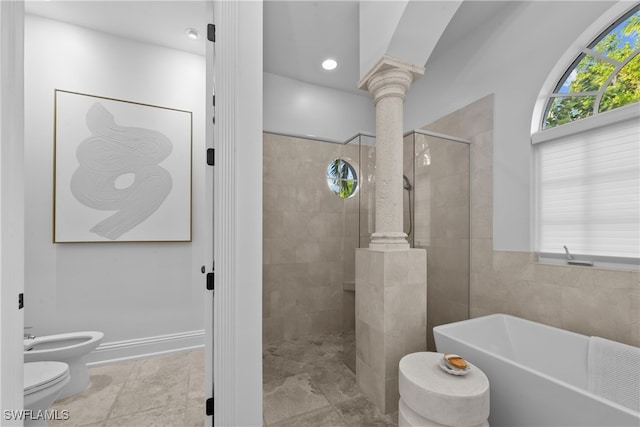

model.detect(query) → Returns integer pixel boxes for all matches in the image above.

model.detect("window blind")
[534,115,640,259]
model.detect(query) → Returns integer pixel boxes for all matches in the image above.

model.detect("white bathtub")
[434,314,640,427]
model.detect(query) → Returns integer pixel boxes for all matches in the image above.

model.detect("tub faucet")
[563,245,593,266]
[24,327,35,340]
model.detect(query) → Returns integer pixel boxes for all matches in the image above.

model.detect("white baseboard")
[85,330,205,367]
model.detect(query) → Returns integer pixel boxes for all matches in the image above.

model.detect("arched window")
[542,4,640,129]
[533,4,640,267]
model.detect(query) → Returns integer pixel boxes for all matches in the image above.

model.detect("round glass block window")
[327,158,359,199]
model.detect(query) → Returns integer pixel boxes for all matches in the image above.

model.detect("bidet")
[24,331,103,398]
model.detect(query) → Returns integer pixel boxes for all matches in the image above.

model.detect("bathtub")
[434,314,640,426]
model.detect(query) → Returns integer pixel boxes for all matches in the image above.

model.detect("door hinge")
[207,148,215,166]
[206,272,215,291]
[18,293,24,310]
[207,24,216,42]
[206,397,214,416]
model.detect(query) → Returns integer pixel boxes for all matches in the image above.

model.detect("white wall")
[404,1,615,251]
[264,72,375,142]
[24,15,206,359]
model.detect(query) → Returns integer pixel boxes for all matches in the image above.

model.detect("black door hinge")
[206,397,214,416]
[206,272,215,291]
[18,293,24,310]
[207,24,216,42]
[207,148,215,166]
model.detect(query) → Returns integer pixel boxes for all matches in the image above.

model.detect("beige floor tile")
[263,354,307,381]
[188,366,206,401]
[104,405,185,427]
[261,333,401,426]
[188,349,205,369]
[46,335,395,427]
[88,361,136,385]
[269,407,346,427]
[184,400,206,427]
[49,382,124,427]
[109,370,188,418]
[45,350,207,427]
[128,352,191,381]
[333,395,394,427]
[304,359,362,405]
[263,373,331,425]
[52,422,105,427]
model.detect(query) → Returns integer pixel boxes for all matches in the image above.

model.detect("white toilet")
[24,331,103,399]
[24,361,70,427]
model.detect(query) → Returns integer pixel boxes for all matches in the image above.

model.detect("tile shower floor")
[47,334,397,427]
[263,334,398,427]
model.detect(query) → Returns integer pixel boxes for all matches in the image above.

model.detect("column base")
[355,248,427,414]
[369,232,410,250]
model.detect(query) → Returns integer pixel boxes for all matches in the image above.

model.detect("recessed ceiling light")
[322,58,338,71]
[185,28,199,40]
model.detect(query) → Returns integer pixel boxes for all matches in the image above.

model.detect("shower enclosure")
[343,130,471,371]
[342,133,375,372]
[405,130,471,350]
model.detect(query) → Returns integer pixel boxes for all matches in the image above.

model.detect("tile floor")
[48,349,205,427]
[48,333,397,427]
[263,334,398,427]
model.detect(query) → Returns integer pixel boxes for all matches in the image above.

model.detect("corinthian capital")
[358,55,425,104]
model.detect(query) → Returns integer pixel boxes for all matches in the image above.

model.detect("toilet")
[24,361,70,427]
[24,331,103,399]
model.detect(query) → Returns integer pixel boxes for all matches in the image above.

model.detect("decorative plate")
[438,357,471,376]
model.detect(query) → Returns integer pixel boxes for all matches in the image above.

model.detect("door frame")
[0,0,25,422]
[210,1,263,425]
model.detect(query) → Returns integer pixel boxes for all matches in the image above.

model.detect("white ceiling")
[24,1,507,96]
[25,1,210,56]
[263,1,361,94]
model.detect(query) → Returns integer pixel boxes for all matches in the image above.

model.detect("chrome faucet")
[24,327,35,340]
[563,245,593,266]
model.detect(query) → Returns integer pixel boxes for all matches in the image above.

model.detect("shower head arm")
[403,174,413,191]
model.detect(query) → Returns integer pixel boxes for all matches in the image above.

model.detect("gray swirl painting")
[54,90,192,242]
[70,102,173,240]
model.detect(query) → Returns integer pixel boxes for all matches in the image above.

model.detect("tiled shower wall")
[263,133,353,343]
[424,95,640,348]
[408,133,470,350]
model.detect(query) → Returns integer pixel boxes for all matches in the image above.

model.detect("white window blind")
[534,114,640,259]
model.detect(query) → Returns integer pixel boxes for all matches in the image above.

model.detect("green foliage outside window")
[327,158,358,199]
[544,7,640,128]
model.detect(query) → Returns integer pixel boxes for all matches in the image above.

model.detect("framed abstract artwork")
[53,90,192,242]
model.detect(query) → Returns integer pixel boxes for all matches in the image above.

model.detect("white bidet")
[24,331,103,399]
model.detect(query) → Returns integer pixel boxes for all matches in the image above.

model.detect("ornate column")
[358,55,424,249]
[355,56,427,414]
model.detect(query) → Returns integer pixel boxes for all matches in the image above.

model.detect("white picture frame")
[54,90,192,242]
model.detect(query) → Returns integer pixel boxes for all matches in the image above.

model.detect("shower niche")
[342,130,470,371]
